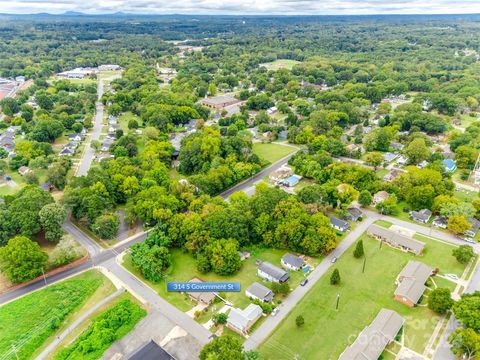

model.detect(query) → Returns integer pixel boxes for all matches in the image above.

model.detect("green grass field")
[252,143,296,164]
[123,247,319,313]
[0,271,107,360]
[259,59,301,70]
[118,111,143,132]
[259,233,466,360]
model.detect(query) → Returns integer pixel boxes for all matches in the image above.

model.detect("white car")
[271,308,279,317]
[446,274,459,281]
[462,237,476,244]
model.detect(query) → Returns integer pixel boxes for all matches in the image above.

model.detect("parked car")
[446,274,459,281]
[462,237,476,244]
[300,279,308,286]
[271,308,279,316]
[331,256,337,263]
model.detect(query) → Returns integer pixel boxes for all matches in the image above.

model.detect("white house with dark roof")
[329,216,350,232]
[258,262,290,283]
[432,215,448,229]
[281,253,304,271]
[410,209,432,224]
[465,218,480,238]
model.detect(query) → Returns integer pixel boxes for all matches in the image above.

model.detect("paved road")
[63,219,103,256]
[244,212,380,350]
[220,151,299,198]
[36,288,126,360]
[76,79,104,177]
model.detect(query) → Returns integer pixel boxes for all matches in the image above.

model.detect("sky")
[0,0,480,15]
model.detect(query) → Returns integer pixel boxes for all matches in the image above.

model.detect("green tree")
[199,335,244,360]
[364,152,383,170]
[448,328,480,360]
[428,288,454,314]
[91,214,120,240]
[130,243,171,282]
[330,268,341,285]
[39,203,67,242]
[448,215,471,235]
[296,315,305,327]
[271,282,290,295]
[452,245,475,264]
[353,240,364,258]
[213,312,228,325]
[358,190,372,207]
[0,235,48,283]
[453,292,480,332]
[205,238,241,276]
[405,138,430,164]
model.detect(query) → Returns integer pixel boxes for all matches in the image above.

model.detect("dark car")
[300,279,308,286]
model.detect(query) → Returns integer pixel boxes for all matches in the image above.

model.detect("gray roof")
[127,340,175,360]
[227,304,263,332]
[246,282,273,302]
[347,207,363,219]
[383,152,399,163]
[330,216,350,230]
[466,218,480,236]
[394,278,427,304]
[433,215,447,226]
[410,209,432,222]
[199,94,239,106]
[281,253,304,269]
[367,224,425,255]
[395,261,432,304]
[258,262,289,282]
[339,309,404,360]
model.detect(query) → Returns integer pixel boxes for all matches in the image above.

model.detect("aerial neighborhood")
[0,8,479,360]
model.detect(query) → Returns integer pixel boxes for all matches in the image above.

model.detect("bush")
[213,312,228,325]
[91,213,120,240]
[353,240,364,258]
[428,288,454,314]
[49,237,84,267]
[271,282,290,295]
[452,245,475,264]
[330,268,341,285]
[296,315,305,327]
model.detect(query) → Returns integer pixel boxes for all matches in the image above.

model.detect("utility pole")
[42,267,47,285]
[362,257,366,274]
[336,294,340,310]
[379,239,383,250]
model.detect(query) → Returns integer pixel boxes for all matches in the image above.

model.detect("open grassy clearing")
[0,270,109,360]
[123,247,320,313]
[252,142,296,164]
[259,233,468,360]
[259,59,301,70]
[118,111,143,133]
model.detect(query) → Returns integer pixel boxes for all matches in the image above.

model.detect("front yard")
[252,142,297,164]
[259,232,466,360]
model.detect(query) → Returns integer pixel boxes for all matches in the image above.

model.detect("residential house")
[443,159,457,172]
[384,169,403,182]
[59,147,75,157]
[258,262,290,283]
[39,181,52,192]
[417,160,429,169]
[344,207,363,222]
[266,106,278,115]
[280,174,302,187]
[101,138,115,152]
[339,309,404,360]
[396,155,408,166]
[126,340,175,360]
[269,166,293,182]
[281,253,305,271]
[373,191,389,206]
[186,277,216,305]
[68,133,84,142]
[367,224,425,256]
[465,218,480,238]
[383,152,399,163]
[410,209,432,224]
[227,304,263,336]
[432,216,448,229]
[330,216,350,232]
[108,124,120,133]
[245,282,273,303]
[18,166,31,176]
[394,261,433,307]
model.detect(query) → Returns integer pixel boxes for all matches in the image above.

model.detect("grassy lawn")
[259,233,468,360]
[376,168,389,179]
[118,111,143,132]
[252,142,296,164]
[0,270,108,360]
[259,59,301,70]
[123,247,320,313]
[454,189,479,203]
[375,219,393,228]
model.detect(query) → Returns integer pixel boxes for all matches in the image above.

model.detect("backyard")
[123,247,319,313]
[0,270,113,360]
[259,233,465,360]
[252,142,297,164]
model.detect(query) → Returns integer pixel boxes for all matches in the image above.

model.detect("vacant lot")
[0,271,108,360]
[252,143,296,164]
[259,59,301,70]
[259,233,464,360]
[123,247,319,312]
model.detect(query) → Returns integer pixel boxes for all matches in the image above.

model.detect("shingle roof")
[394,278,427,304]
[227,304,263,332]
[281,253,304,269]
[395,261,432,304]
[127,340,175,360]
[339,309,404,360]
[330,216,350,230]
[246,282,273,302]
[367,224,425,255]
[258,262,289,282]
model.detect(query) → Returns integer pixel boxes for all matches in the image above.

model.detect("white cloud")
[0,0,479,14]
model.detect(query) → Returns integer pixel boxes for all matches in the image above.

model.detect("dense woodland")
[0,14,480,357]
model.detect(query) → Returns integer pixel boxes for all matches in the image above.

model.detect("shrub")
[330,268,341,285]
